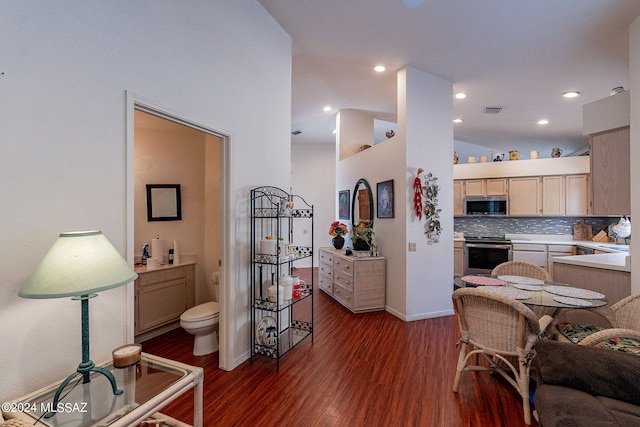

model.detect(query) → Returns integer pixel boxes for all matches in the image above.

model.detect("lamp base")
[45,361,123,418]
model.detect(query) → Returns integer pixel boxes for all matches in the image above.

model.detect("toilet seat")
[181,301,219,323]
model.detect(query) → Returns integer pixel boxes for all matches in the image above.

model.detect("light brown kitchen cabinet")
[319,248,385,313]
[542,175,564,216]
[453,180,464,216]
[564,174,590,216]
[512,243,547,268]
[546,244,575,279]
[453,241,464,276]
[508,177,540,215]
[590,126,630,215]
[465,178,507,196]
[134,263,196,342]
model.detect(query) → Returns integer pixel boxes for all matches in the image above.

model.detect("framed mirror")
[146,184,182,221]
[351,178,373,227]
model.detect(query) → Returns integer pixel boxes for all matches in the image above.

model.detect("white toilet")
[180,272,220,356]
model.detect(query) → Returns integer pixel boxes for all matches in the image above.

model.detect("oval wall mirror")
[351,178,374,227]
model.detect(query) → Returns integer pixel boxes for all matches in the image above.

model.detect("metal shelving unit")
[250,186,314,371]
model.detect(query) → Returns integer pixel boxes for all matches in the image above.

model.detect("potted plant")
[351,220,375,251]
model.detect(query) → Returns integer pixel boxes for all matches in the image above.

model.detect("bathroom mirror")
[147,184,182,221]
[351,178,373,227]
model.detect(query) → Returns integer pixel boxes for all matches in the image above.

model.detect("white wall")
[0,0,291,400]
[291,143,336,267]
[630,15,639,295]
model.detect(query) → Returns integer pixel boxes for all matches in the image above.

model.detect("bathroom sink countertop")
[133,259,195,273]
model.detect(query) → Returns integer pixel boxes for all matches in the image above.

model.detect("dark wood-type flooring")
[142,268,538,426]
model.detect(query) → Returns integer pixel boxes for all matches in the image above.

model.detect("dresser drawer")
[319,250,334,265]
[318,261,334,280]
[332,284,354,309]
[318,274,333,294]
[334,270,354,291]
[333,257,354,275]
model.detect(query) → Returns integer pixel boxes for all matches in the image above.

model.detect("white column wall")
[401,66,454,320]
[630,15,640,294]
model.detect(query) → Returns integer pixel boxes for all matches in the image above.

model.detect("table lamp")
[19,230,138,418]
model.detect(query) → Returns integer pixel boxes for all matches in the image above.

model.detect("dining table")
[453,274,609,310]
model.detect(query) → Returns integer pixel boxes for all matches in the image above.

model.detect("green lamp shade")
[20,230,138,299]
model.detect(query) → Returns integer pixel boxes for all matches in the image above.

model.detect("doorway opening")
[126,92,230,368]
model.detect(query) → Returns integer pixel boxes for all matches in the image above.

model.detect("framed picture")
[146,184,182,221]
[376,180,394,218]
[338,190,350,220]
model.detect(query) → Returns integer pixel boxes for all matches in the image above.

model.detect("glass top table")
[454,275,608,309]
[7,353,203,427]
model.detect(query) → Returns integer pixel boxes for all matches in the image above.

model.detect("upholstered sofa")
[533,340,640,426]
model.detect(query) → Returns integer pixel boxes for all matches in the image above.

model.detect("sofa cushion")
[535,385,620,426]
[534,340,640,405]
[556,321,604,343]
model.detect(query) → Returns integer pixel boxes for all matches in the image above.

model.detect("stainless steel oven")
[464,236,512,275]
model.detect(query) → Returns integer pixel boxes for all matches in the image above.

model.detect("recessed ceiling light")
[537,119,549,125]
[562,91,580,98]
[455,93,466,99]
[453,118,463,123]
[323,106,332,112]
[374,65,386,72]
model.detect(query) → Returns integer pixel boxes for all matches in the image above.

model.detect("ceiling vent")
[482,107,503,114]
[291,130,302,135]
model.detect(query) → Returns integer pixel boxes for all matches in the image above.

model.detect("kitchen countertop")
[550,252,630,272]
[454,233,630,272]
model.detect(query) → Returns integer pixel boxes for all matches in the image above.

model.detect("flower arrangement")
[328,221,348,237]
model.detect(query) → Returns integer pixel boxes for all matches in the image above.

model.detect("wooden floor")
[142,268,539,426]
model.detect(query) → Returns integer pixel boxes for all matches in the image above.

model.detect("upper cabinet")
[508,177,541,216]
[564,174,590,216]
[454,172,590,217]
[454,157,591,217]
[589,127,630,215]
[583,92,630,216]
[465,178,507,196]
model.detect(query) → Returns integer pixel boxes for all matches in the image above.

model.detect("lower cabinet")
[512,243,547,268]
[454,241,464,276]
[135,263,196,341]
[318,248,385,313]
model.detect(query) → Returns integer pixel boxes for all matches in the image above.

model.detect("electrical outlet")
[408,242,417,252]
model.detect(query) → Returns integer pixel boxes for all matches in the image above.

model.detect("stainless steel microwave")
[464,196,508,216]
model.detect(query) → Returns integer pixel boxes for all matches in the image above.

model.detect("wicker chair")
[491,261,554,318]
[556,292,640,343]
[452,287,554,425]
[578,327,640,346]
[491,261,552,281]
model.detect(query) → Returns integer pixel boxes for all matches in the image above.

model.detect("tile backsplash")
[454,216,629,241]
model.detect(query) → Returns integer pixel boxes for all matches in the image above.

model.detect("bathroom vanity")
[134,262,196,342]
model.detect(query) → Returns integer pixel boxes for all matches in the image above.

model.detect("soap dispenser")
[142,243,150,265]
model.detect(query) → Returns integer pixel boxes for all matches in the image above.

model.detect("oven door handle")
[465,243,512,250]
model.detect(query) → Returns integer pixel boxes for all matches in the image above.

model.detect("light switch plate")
[408,242,417,251]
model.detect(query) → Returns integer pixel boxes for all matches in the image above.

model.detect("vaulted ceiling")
[258,0,640,159]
